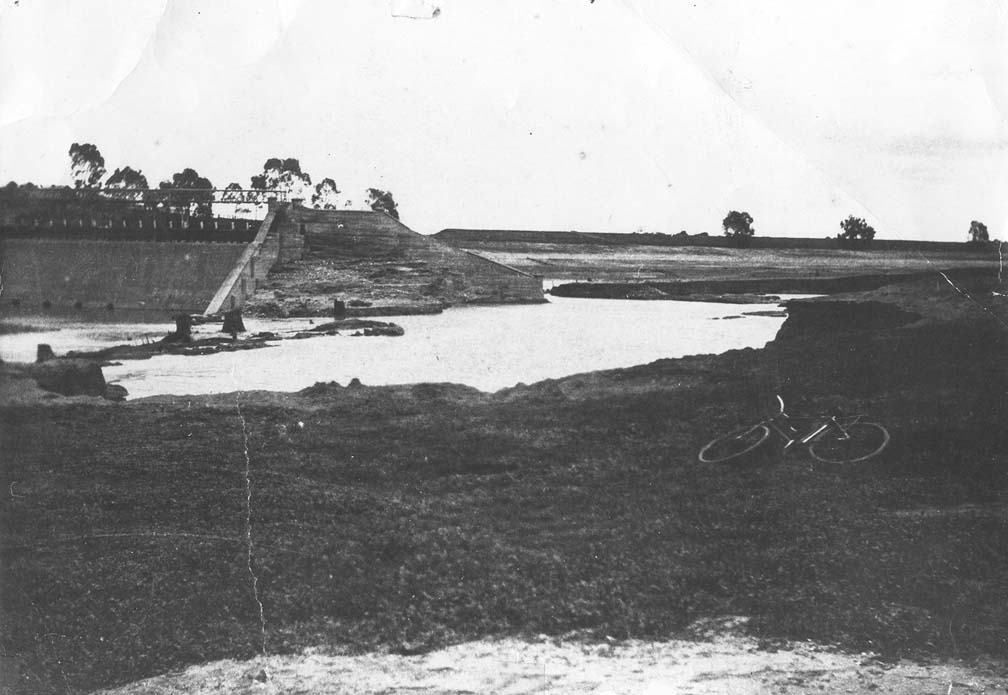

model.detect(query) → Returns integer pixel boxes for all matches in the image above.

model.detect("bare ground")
[96,632,1008,695]
[465,243,1000,283]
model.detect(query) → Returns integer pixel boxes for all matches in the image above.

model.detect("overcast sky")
[1,0,1005,240]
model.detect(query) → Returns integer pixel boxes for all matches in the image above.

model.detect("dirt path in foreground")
[96,635,1007,695]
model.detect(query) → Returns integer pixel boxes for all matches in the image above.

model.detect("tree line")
[721,209,994,247]
[10,143,399,219]
[8,143,997,242]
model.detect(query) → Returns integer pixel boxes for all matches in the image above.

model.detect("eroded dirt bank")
[548,267,995,300]
[1,276,1006,693]
[97,634,1008,695]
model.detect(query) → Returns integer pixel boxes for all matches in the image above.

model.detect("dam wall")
[0,238,246,317]
[1,202,302,319]
[0,201,540,320]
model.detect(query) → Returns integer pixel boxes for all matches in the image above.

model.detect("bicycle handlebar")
[775,395,845,420]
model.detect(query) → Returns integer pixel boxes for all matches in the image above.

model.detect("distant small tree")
[722,210,754,246]
[366,188,399,219]
[968,220,989,243]
[838,215,876,247]
[159,168,214,216]
[68,143,106,188]
[312,178,341,209]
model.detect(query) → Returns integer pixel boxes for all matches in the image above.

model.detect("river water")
[0,296,790,398]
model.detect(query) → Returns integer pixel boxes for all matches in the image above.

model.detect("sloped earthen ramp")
[292,206,544,303]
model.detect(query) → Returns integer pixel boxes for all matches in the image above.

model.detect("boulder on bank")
[26,359,106,397]
[2,360,126,402]
[104,384,129,401]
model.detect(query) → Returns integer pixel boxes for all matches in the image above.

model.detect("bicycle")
[698,395,890,464]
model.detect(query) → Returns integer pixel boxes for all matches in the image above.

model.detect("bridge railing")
[1,213,261,243]
[98,188,289,220]
[1,186,290,222]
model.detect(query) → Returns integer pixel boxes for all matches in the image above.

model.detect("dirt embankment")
[1,275,1006,693]
[244,251,545,319]
[548,267,995,300]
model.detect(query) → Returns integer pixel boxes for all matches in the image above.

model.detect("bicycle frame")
[764,396,860,455]
[697,395,889,465]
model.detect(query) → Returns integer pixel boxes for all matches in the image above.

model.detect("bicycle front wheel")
[698,425,770,463]
[809,422,890,464]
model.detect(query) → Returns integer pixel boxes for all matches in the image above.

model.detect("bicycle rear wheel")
[809,422,889,464]
[698,425,770,463]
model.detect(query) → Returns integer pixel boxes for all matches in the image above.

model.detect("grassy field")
[1,278,1007,692]
[459,242,1001,283]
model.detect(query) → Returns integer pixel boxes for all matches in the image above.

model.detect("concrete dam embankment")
[0,204,543,320]
[0,238,247,316]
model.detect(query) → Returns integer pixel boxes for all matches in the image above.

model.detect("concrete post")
[36,344,55,363]
[222,308,245,337]
[168,314,193,343]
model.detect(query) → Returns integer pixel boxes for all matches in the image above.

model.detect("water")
[0,297,790,397]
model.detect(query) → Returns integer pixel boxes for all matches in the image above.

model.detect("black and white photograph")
[0,1,1006,692]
